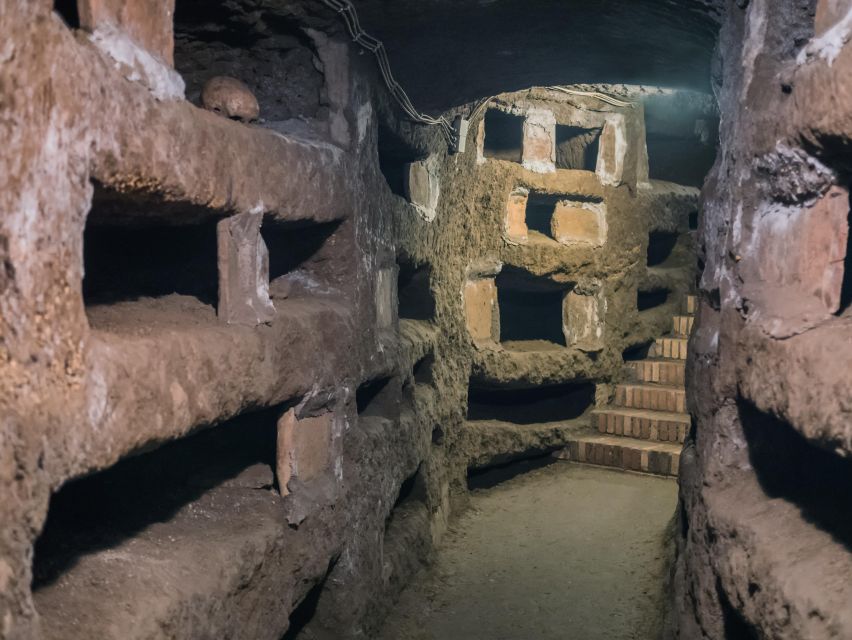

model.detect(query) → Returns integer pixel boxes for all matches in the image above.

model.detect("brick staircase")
[560,295,696,477]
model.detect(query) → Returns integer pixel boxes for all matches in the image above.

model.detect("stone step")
[672,315,694,336]
[630,358,686,385]
[651,337,688,360]
[592,407,689,444]
[614,383,686,413]
[557,433,682,477]
[684,295,697,315]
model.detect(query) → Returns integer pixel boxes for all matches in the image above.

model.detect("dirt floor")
[376,461,678,640]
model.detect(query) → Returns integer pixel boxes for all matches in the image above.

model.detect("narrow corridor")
[378,463,677,640]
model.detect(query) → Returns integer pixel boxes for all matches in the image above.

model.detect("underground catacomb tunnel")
[3,1,852,639]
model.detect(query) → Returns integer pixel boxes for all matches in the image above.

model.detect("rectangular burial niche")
[31,405,281,630]
[82,185,220,311]
[739,399,852,550]
[637,288,671,311]
[555,124,602,171]
[385,464,427,533]
[646,230,680,267]
[497,266,568,349]
[377,122,428,198]
[397,255,435,321]
[356,376,400,420]
[482,108,524,163]
[467,380,595,424]
[260,218,342,295]
[524,192,605,244]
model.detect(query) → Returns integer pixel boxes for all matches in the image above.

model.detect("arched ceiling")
[348,0,723,111]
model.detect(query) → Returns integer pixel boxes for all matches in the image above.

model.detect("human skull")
[201,76,260,122]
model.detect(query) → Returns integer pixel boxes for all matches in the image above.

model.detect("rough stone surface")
[668,1,852,639]
[80,0,176,65]
[0,2,717,639]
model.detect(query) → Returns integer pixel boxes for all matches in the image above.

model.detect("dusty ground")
[377,462,677,640]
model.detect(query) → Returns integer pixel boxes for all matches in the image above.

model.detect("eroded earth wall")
[671,0,852,638]
[0,2,721,639]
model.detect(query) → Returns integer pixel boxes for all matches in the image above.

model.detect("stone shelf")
[66,294,354,482]
[706,473,852,638]
[472,343,605,389]
[74,29,354,227]
[33,418,341,640]
[736,318,852,456]
[464,418,588,470]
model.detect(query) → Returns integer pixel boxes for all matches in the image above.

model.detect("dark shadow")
[83,220,219,306]
[413,353,435,386]
[377,122,427,197]
[357,376,399,419]
[386,464,427,532]
[54,0,80,28]
[397,255,435,321]
[496,266,570,347]
[622,339,654,361]
[739,398,852,551]
[32,405,282,591]
[467,453,557,490]
[262,219,342,282]
[555,125,601,171]
[525,193,560,237]
[716,578,760,640]
[280,556,339,640]
[483,109,524,163]
[647,230,679,267]
[467,380,594,424]
[836,199,851,315]
[689,210,699,231]
[637,288,671,311]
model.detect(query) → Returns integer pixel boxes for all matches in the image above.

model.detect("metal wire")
[547,86,635,108]
[321,0,457,145]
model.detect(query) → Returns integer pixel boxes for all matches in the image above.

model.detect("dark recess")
[555,125,601,171]
[483,109,524,163]
[83,221,219,306]
[357,376,399,419]
[262,219,341,282]
[378,122,426,198]
[54,0,80,28]
[739,398,852,551]
[622,340,654,361]
[467,380,594,424]
[32,406,281,591]
[497,266,570,346]
[386,465,427,531]
[637,288,670,311]
[467,453,557,490]
[689,210,699,230]
[717,579,760,640]
[524,193,560,238]
[413,353,435,386]
[280,557,338,640]
[647,230,679,267]
[397,256,435,320]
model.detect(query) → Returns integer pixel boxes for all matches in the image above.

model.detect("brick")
[504,189,529,243]
[464,278,497,341]
[277,409,333,496]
